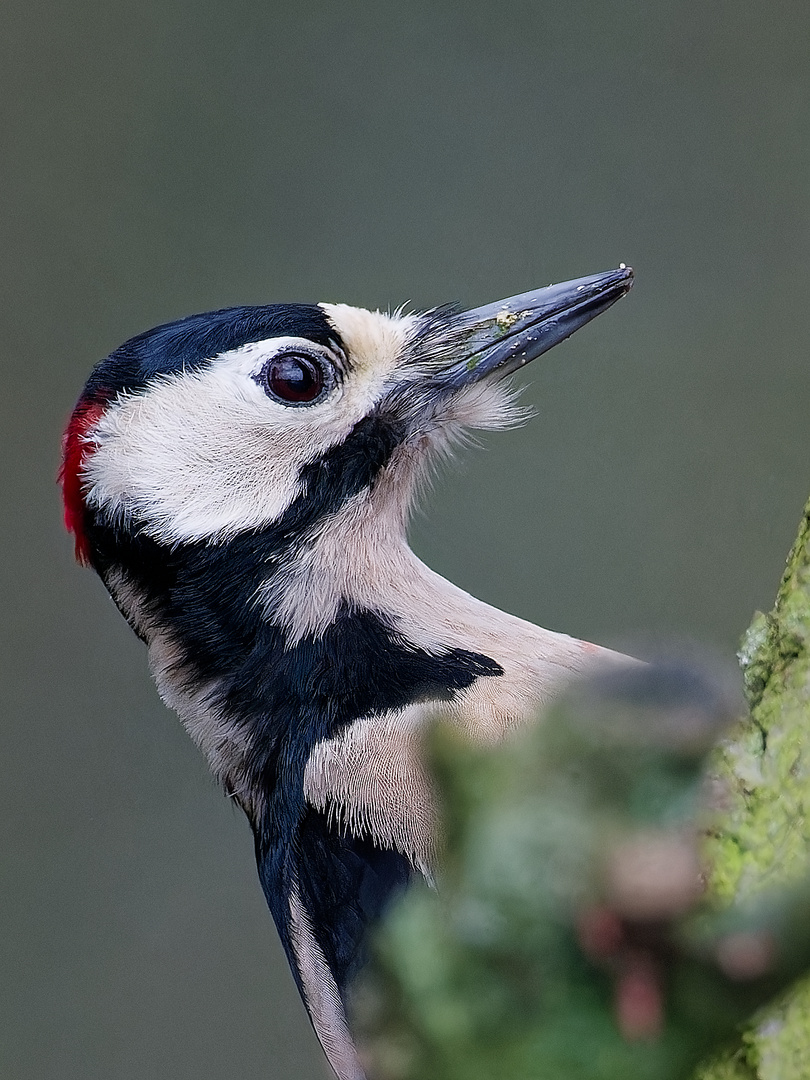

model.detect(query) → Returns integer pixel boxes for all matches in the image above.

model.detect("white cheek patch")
[82,331,403,545]
[84,368,305,542]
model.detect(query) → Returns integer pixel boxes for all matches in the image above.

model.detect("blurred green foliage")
[357,498,810,1080]
[700,499,810,1080]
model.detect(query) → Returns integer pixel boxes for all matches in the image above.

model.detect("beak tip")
[438,264,636,388]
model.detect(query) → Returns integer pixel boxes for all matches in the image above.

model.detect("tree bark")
[699,497,810,1080]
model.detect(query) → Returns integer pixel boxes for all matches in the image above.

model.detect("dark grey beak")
[438,265,634,388]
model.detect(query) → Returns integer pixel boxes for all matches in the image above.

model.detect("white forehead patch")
[320,303,419,381]
[81,320,413,545]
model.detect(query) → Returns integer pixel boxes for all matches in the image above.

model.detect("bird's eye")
[262,352,329,406]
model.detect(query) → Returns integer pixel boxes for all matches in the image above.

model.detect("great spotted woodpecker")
[61,266,633,1079]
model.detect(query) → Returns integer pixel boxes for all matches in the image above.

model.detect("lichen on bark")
[699,497,810,1080]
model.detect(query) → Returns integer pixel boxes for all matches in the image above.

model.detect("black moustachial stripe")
[248,606,501,1001]
[85,420,503,1002]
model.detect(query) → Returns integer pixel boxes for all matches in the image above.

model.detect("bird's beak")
[435,265,634,388]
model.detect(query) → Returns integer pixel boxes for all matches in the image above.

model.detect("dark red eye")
[264,353,327,405]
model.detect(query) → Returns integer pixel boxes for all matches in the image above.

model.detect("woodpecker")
[62,265,633,1080]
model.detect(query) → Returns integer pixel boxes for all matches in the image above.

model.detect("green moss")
[700,497,810,1078]
[752,977,810,1080]
[358,496,810,1080]
[694,1050,756,1080]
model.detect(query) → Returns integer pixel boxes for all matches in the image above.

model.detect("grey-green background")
[3,2,809,1078]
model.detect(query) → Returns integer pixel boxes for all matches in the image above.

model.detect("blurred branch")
[356,495,810,1080]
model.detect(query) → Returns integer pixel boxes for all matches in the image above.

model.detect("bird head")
[62,266,633,571]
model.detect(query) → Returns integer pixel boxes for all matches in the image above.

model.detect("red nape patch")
[59,399,107,565]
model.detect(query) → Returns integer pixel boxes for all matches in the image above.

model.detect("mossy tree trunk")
[699,498,810,1080]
